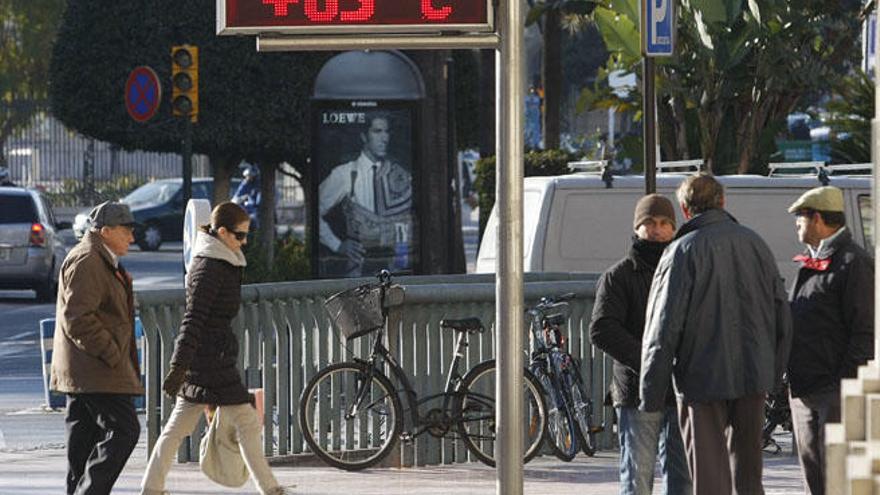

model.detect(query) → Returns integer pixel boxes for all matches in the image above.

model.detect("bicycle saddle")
[439,318,484,334]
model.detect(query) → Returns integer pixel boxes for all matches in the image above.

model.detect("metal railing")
[136,272,616,465]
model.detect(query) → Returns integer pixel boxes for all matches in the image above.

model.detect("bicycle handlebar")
[377,270,392,285]
[533,292,576,310]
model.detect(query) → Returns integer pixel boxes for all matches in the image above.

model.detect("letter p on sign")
[642,0,674,57]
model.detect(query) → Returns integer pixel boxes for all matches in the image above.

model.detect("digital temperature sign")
[218,0,493,35]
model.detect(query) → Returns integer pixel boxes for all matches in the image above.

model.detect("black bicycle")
[763,382,792,454]
[527,293,601,461]
[299,271,549,470]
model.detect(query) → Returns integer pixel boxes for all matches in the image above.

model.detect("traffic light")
[171,45,198,122]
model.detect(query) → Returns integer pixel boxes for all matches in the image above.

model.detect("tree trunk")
[657,97,678,161]
[258,163,276,267]
[209,155,237,205]
[478,49,496,158]
[698,106,723,174]
[446,57,466,273]
[672,96,690,160]
[409,50,457,274]
[543,9,562,150]
[736,94,800,174]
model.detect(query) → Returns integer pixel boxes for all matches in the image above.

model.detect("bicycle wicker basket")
[324,283,385,339]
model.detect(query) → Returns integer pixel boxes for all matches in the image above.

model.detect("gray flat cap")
[89,201,135,228]
[787,186,845,213]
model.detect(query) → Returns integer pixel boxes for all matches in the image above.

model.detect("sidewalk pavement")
[0,432,804,495]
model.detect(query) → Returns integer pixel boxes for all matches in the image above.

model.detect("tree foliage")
[50,0,330,167]
[0,0,65,166]
[526,0,599,149]
[827,70,873,164]
[588,0,864,174]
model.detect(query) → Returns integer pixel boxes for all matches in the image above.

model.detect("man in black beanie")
[590,193,692,495]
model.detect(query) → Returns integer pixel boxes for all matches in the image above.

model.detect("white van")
[475,173,872,285]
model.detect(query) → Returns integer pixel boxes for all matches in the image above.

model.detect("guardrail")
[136,272,615,465]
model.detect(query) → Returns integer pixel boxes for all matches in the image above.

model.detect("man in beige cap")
[50,201,143,494]
[590,194,691,495]
[787,186,874,495]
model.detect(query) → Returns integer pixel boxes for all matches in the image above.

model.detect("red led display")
[220,0,492,34]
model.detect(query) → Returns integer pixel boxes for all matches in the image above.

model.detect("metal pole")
[642,57,657,194]
[496,0,525,492]
[182,118,193,207]
[873,14,880,364]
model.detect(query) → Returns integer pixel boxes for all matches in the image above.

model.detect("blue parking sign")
[642,0,675,57]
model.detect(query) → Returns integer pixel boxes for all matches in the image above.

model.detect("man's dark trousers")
[677,394,765,495]
[66,393,140,495]
[789,389,840,495]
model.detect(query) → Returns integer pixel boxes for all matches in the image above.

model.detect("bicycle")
[763,382,793,454]
[527,293,601,461]
[299,271,549,470]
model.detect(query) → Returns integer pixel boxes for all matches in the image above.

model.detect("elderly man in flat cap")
[787,186,874,495]
[50,201,143,495]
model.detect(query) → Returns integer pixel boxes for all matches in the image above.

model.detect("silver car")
[0,188,70,301]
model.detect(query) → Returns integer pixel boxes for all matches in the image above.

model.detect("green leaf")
[593,6,641,60]
[747,0,761,23]
[693,9,715,50]
[690,0,730,24]
[610,0,640,26]
[526,2,550,26]
[576,87,597,113]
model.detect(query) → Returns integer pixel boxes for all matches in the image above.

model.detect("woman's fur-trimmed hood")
[192,230,246,267]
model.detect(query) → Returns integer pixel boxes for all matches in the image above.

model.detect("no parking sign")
[125,66,162,123]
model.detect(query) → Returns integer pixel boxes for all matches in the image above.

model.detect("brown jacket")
[50,231,144,395]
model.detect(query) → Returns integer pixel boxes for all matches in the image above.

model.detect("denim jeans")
[617,406,692,495]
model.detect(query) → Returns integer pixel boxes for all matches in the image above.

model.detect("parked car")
[73,177,240,251]
[0,187,71,301]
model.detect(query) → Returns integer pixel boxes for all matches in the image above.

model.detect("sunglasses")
[231,230,248,241]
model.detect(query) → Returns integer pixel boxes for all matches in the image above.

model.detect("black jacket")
[590,239,674,408]
[640,209,793,411]
[171,232,251,405]
[788,228,874,397]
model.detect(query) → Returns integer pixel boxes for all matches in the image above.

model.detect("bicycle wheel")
[454,359,548,467]
[567,369,597,456]
[531,364,578,461]
[299,362,402,470]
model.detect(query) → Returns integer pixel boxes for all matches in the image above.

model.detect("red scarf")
[793,254,831,272]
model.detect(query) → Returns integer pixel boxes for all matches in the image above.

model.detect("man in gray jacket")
[640,174,792,495]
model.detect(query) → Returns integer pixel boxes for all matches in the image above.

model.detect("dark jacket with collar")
[590,239,675,408]
[788,228,874,398]
[50,232,143,395]
[640,209,793,412]
[171,231,251,405]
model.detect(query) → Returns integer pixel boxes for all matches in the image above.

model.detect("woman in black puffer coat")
[140,202,290,495]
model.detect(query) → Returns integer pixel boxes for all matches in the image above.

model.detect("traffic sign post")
[124,66,161,123]
[640,0,676,193]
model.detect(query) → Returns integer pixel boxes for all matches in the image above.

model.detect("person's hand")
[338,239,365,265]
[162,367,186,398]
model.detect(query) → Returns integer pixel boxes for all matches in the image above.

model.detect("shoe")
[267,485,296,494]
